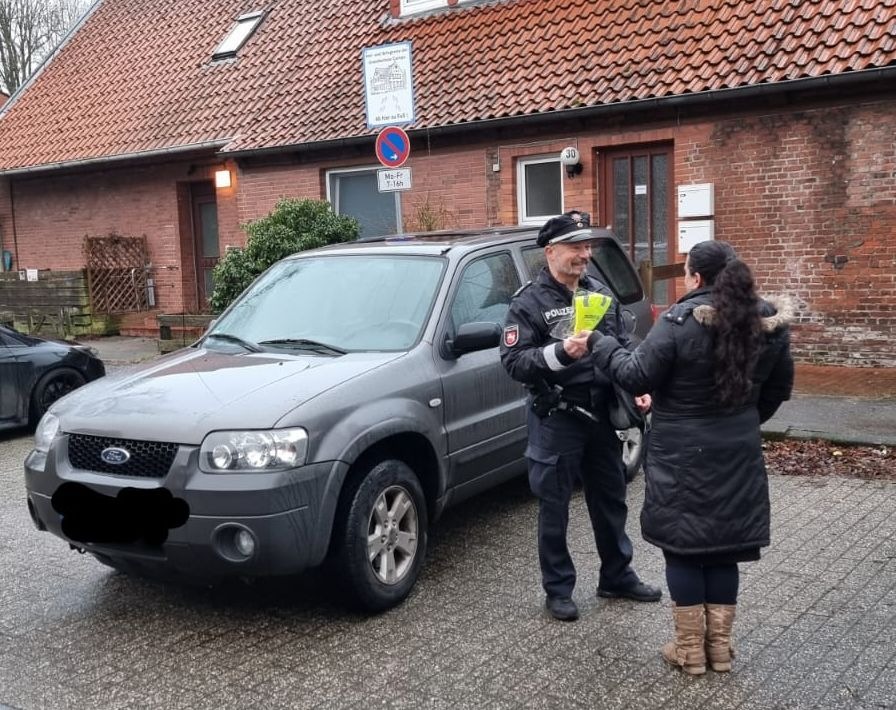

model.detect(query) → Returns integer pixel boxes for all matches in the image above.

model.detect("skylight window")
[213,11,264,60]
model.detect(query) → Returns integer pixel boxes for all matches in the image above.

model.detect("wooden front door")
[191,182,220,308]
[600,144,675,305]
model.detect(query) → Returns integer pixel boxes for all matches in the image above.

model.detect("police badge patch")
[503,325,519,347]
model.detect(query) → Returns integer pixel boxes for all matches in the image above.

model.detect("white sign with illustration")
[362,42,415,128]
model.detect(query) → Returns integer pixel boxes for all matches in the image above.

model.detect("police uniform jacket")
[500,266,632,411]
[589,287,795,558]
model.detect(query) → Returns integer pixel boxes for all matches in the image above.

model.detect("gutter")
[223,66,896,160]
[0,140,231,177]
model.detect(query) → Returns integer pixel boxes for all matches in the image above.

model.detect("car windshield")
[209,254,446,352]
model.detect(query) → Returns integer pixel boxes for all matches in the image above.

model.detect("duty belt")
[530,383,599,424]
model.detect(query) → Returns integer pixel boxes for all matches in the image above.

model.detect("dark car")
[25,226,650,611]
[0,325,105,431]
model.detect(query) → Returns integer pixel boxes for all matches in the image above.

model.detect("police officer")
[500,210,662,621]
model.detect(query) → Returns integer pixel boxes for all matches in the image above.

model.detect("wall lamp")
[214,169,232,189]
[560,146,583,178]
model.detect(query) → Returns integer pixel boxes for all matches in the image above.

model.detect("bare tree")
[0,0,90,95]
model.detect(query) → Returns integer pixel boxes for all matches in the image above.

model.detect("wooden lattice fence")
[84,235,151,314]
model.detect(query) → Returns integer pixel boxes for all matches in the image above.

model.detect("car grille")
[67,434,179,478]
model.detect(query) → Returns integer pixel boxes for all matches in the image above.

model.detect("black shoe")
[597,580,663,602]
[545,596,579,621]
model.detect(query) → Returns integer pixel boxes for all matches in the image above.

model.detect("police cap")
[537,210,594,247]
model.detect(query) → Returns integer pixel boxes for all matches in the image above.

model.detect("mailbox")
[678,220,715,253]
[677,183,714,218]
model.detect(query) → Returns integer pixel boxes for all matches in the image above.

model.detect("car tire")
[620,421,648,483]
[333,459,428,612]
[30,367,86,425]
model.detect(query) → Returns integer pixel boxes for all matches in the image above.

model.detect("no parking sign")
[375,126,411,168]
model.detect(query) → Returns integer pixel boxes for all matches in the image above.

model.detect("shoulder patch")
[512,281,532,299]
[502,324,520,347]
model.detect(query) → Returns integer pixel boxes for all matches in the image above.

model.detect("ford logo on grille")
[100,447,131,465]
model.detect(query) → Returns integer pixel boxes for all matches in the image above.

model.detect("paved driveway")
[1,431,894,710]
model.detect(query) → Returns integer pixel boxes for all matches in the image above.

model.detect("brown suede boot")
[705,603,736,672]
[661,604,707,675]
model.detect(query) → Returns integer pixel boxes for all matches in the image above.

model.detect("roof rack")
[355,226,534,244]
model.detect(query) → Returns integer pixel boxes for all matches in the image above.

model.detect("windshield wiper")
[258,338,347,355]
[204,332,263,353]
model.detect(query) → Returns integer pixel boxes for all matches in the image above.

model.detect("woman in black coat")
[585,240,794,675]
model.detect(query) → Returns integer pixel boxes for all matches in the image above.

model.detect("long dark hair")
[688,240,763,407]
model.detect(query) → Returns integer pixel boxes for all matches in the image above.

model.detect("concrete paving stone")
[239,671,340,709]
[483,694,537,710]
[240,664,379,707]
[834,665,893,703]
[658,680,726,710]
[817,683,877,710]
[1,680,93,710]
[787,666,857,710]
[863,667,896,706]
[621,681,682,710]
[160,656,257,692]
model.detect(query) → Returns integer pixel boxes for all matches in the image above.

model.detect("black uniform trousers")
[525,405,637,599]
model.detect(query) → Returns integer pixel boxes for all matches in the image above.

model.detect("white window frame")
[213,11,264,60]
[326,166,403,235]
[399,0,447,16]
[516,156,564,225]
[399,0,478,17]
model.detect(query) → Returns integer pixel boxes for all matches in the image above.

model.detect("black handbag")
[608,383,645,430]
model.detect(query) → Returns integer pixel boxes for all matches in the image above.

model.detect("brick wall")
[677,101,896,367]
[3,98,893,366]
[6,159,232,314]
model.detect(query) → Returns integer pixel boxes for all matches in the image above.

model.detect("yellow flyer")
[574,291,612,332]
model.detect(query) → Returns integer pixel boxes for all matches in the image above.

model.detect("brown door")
[190,182,220,308]
[600,144,675,304]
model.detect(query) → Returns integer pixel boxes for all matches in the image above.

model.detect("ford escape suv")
[25,226,652,611]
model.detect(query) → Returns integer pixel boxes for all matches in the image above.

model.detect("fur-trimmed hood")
[693,294,795,332]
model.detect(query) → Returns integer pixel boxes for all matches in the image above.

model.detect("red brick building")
[0,0,893,366]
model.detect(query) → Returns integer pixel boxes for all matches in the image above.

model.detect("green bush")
[210,198,359,312]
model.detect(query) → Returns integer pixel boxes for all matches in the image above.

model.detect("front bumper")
[25,435,347,578]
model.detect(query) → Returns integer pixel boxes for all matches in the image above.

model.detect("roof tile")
[0,0,894,170]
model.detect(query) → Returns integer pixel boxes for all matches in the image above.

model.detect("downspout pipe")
[8,179,18,272]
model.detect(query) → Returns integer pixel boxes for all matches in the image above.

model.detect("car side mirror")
[449,322,501,357]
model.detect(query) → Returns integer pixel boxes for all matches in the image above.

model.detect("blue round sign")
[375,126,411,168]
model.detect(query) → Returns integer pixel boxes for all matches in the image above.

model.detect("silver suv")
[25,226,652,611]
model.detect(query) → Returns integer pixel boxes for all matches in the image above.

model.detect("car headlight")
[34,412,60,453]
[199,428,308,472]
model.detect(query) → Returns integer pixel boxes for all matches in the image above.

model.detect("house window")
[517,156,563,224]
[400,0,446,14]
[213,11,264,60]
[327,167,402,239]
[399,0,475,17]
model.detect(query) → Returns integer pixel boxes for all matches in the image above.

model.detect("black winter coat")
[591,288,795,556]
